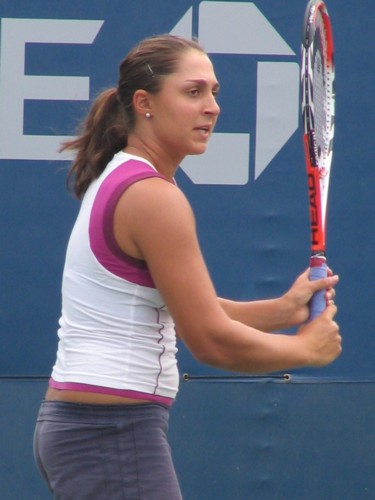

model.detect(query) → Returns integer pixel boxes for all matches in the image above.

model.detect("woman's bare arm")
[114,178,341,374]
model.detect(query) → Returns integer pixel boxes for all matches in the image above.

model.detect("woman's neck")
[124,135,181,181]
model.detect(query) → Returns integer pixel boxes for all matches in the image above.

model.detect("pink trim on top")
[49,378,173,407]
[89,160,166,287]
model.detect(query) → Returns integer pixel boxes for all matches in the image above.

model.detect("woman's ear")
[133,89,152,118]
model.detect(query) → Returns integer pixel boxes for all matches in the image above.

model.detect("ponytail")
[62,88,127,199]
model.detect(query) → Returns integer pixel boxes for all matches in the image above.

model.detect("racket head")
[301,0,335,256]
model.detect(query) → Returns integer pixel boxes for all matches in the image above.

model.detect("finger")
[324,302,337,318]
[311,274,339,293]
[325,288,336,301]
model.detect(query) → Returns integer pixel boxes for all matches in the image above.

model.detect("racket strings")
[312,12,329,168]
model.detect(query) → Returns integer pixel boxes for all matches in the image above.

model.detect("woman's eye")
[188,89,200,97]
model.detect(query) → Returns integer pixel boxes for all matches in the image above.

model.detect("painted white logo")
[0,3,298,185]
[0,18,103,161]
[172,1,299,184]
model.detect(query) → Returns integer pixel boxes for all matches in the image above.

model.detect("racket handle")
[309,256,328,321]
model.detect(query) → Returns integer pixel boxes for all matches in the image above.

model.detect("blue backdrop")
[1,1,374,498]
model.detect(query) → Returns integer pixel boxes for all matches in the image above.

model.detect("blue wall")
[1,1,374,498]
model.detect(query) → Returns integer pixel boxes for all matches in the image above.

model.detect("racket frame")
[301,0,335,318]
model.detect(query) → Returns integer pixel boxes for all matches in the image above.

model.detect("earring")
[145,112,151,119]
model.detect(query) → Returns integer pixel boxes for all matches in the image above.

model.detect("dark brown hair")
[62,34,204,199]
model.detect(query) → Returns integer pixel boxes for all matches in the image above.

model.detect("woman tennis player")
[33,34,341,499]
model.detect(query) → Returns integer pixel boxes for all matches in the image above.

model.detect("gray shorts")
[34,400,182,500]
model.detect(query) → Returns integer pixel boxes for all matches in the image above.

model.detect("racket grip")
[309,257,328,321]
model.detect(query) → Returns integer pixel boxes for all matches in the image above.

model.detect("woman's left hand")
[282,268,339,326]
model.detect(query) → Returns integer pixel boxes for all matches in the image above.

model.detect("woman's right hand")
[296,304,342,367]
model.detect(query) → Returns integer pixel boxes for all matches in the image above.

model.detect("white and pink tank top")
[50,152,179,405]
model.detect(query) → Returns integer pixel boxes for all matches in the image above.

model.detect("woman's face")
[148,49,221,160]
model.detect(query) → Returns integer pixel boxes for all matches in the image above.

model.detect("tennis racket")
[301,0,335,320]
